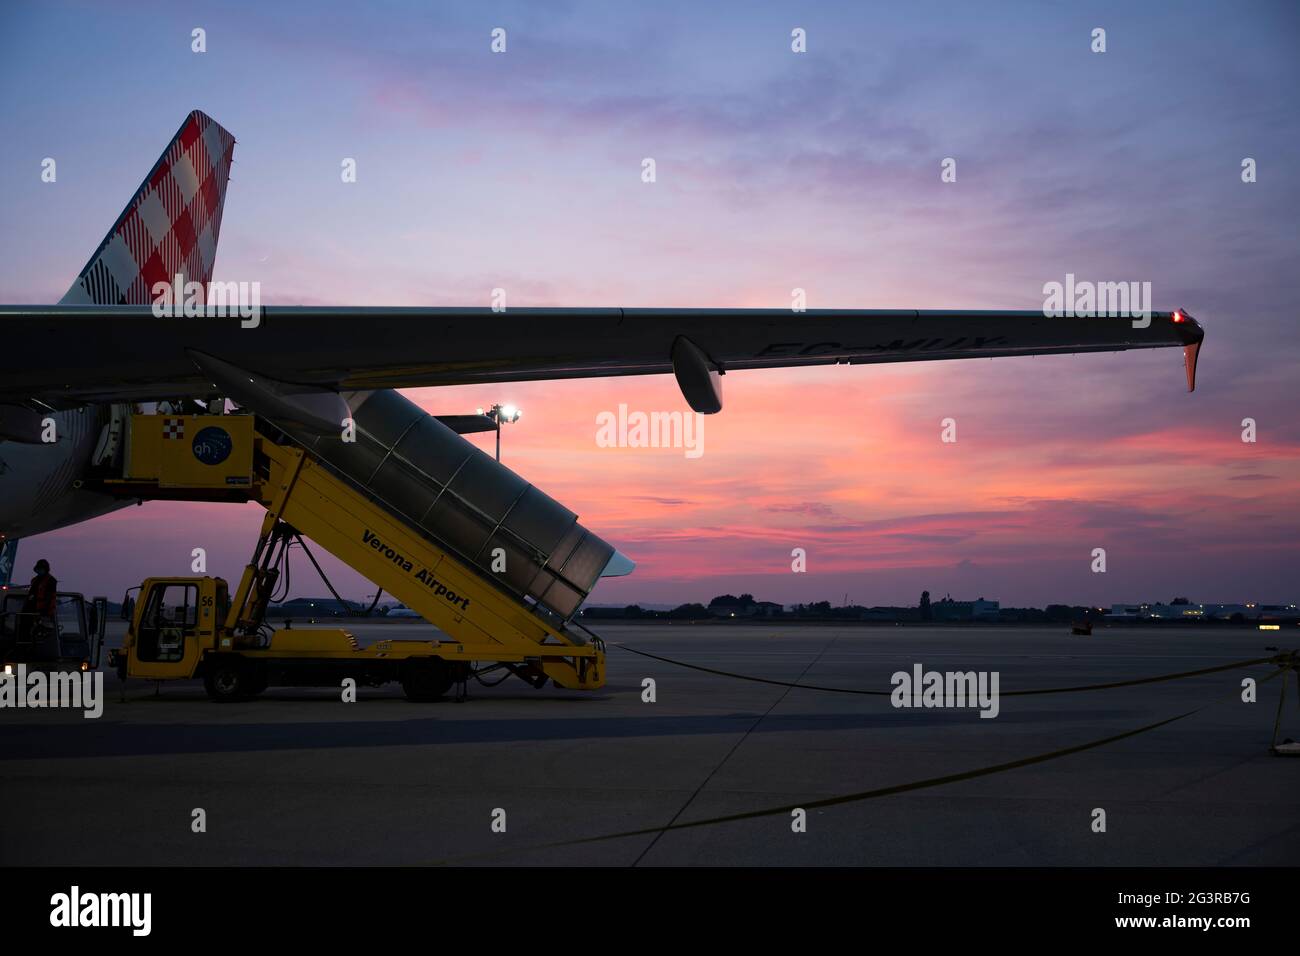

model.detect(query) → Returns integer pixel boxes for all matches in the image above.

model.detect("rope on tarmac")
[433,665,1286,864]
[612,643,1284,697]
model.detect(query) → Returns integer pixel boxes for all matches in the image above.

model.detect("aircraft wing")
[0,304,1203,412]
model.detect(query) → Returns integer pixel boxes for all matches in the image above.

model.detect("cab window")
[136,583,198,663]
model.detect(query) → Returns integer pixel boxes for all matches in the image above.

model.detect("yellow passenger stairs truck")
[96,409,611,701]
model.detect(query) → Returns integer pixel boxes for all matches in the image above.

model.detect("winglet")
[1183,340,1200,392]
[1170,308,1202,392]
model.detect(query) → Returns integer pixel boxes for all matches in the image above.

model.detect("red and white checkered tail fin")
[59,110,236,306]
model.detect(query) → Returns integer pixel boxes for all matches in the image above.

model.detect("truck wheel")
[401,660,452,702]
[204,659,253,701]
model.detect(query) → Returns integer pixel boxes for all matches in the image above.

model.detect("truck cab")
[117,576,231,682]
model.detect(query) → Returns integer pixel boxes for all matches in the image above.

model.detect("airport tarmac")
[1,621,1296,866]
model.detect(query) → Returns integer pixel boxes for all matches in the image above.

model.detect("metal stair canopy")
[279,389,614,621]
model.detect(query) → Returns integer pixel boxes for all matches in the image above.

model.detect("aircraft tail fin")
[60,110,236,306]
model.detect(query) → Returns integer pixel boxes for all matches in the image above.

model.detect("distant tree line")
[579,591,1121,624]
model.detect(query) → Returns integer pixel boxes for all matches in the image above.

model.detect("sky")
[1,0,1297,608]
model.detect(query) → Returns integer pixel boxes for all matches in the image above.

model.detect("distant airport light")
[1260,624,1280,631]
[483,403,523,460]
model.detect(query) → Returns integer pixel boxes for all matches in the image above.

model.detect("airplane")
[0,111,1204,590]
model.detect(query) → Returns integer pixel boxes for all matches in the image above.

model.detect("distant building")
[1108,601,1205,620]
[1106,601,1299,622]
[1107,604,1143,620]
[1203,602,1298,621]
[707,600,783,618]
[931,595,1000,622]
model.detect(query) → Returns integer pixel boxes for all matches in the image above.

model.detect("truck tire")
[204,658,253,701]
[401,660,453,702]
